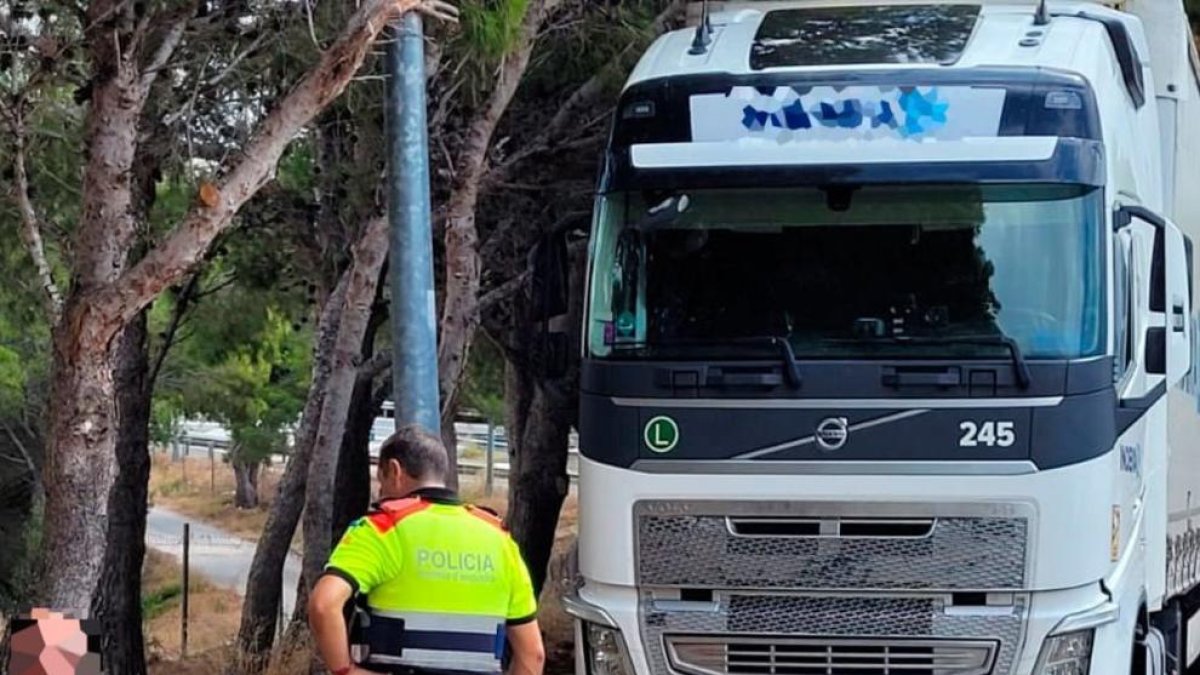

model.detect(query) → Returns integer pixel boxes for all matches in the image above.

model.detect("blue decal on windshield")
[736,86,949,138]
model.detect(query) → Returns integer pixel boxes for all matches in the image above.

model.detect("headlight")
[1033,629,1095,675]
[584,622,634,675]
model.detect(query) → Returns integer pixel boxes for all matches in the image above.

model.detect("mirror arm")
[1114,204,1165,232]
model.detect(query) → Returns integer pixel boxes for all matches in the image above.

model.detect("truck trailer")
[554,0,1200,672]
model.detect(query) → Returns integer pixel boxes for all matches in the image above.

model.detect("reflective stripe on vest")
[363,609,505,674]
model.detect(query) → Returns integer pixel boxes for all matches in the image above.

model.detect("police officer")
[309,425,546,675]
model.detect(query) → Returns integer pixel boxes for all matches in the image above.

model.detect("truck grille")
[635,500,1030,591]
[666,636,997,675]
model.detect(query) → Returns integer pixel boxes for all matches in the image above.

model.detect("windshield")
[586,184,1104,360]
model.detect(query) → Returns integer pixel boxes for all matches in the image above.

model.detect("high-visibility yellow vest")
[325,489,537,673]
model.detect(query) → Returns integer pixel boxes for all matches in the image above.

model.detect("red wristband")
[332,666,355,675]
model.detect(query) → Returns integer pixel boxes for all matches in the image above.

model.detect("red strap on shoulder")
[367,498,432,534]
[465,504,507,532]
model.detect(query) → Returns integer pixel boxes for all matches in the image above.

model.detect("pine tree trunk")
[300,216,389,600]
[233,276,348,673]
[89,313,151,675]
[503,378,572,596]
[495,240,586,597]
[36,0,438,617]
[333,376,377,533]
[38,303,123,611]
[233,460,261,509]
[333,306,386,534]
[437,0,562,482]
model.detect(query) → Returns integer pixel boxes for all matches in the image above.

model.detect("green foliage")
[461,335,505,423]
[459,0,533,63]
[141,583,182,620]
[0,343,26,412]
[152,267,312,465]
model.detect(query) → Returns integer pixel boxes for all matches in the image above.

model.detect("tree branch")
[206,31,269,88]
[477,269,531,317]
[486,0,685,186]
[10,113,63,322]
[356,351,393,384]
[437,0,564,421]
[1,420,39,486]
[138,4,196,100]
[146,272,202,392]
[99,0,457,335]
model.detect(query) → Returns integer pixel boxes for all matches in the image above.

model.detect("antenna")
[689,0,713,55]
[1033,0,1050,26]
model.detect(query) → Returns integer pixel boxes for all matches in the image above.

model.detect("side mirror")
[529,230,570,322]
[1115,205,1191,382]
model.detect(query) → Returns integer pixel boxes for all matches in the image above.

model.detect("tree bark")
[100,0,442,332]
[234,275,349,673]
[85,40,181,667]
[233,459,261,509]
[437,0,564,462]
[37,0,441,613]
[504,377,573,596]
[501,245,585,596]
[301,215,390,598]
[35,0,143,612]
[333,302,387,535]
[88,313,151,675]
[333,375,379,533]
[10,111,62,320]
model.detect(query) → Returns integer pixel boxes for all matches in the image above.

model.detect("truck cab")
[561,1,1200,674]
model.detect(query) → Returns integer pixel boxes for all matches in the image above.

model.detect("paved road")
[145,506,302,616]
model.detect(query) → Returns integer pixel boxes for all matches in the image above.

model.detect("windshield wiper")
[883,335,1032,389]
[613,335,802,389]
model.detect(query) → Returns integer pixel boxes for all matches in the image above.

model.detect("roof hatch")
[750,4,981,70]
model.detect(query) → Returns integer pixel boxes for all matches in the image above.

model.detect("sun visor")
[601,69,1105,192]
[690,84,1008,143]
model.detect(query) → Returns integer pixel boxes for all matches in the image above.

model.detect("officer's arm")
[309,574,362,674]
[506,620,546,675]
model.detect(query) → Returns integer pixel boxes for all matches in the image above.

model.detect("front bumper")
[565,580,1132,675]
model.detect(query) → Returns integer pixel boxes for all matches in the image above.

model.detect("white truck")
[551,0,1200,673]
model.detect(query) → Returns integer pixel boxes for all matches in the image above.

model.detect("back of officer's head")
[378,425,449,492]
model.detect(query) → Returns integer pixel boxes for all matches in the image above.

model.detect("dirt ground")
[143,550,244,669]
[146,464,581,674]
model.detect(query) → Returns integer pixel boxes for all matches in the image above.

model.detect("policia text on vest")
[308,426,545,675]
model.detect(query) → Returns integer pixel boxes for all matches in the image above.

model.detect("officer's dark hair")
[379,425,448,481]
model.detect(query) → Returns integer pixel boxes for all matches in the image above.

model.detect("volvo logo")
[815,417,849,451]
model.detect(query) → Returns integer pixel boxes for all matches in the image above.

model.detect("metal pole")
[387,13,440,434]
[182,522,190,659]
[208,442,215,494]
[485,421,495,497]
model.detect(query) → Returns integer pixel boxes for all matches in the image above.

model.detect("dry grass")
[148,451,292,545]
[143,549,243,672]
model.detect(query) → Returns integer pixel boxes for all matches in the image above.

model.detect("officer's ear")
[381,457,404,481]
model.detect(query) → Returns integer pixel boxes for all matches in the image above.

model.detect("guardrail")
[167,424,579,496]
